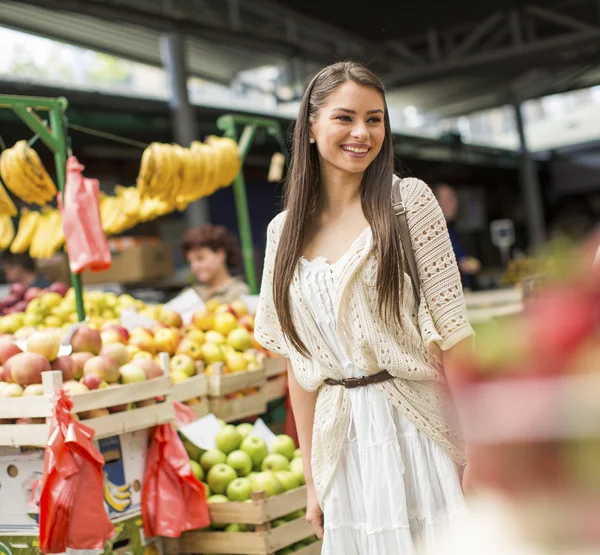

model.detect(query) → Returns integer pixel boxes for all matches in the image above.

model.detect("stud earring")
[309,137,315,144]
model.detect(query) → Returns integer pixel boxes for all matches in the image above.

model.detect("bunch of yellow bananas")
[29,207,64,259]
[10,208,41,253]
[0,140,57,205]
[0,178,16,218]
[136,136,240,204]
[0,215,15,250]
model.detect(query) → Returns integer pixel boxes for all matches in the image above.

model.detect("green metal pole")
[48,106,86,322]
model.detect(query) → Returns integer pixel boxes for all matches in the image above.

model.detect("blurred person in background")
[433,183,481,288]
[3,252,51,289]
[180,224,249,304]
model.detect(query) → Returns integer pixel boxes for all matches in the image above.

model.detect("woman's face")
[187,246,226,284]
[310,81,386,178]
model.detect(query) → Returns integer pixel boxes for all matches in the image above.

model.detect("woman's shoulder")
[395,175,432,201]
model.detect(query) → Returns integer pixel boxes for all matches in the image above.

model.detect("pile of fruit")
[182,423,317,552]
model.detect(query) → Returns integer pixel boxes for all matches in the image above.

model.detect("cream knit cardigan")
[255,177,475,506]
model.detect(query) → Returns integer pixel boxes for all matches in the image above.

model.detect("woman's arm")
[287,359,323,538]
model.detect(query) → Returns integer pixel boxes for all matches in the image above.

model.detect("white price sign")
[120,309,157,332]
[180,413,223,450]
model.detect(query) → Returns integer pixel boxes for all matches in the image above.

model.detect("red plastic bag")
[39,389,115,554]
[142,404,210,538]
[58,156,111,274]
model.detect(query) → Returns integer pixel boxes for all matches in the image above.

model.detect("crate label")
[179,413,221,450]
[250,418,277,449]
[164,289,205,325]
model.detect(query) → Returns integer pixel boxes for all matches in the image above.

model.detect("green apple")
[207,463,238,495]
[201,482,211,498]
[189,460,204,481]
[183,438,204,461]
[274,470,300,491]
[240,436,269,468]
[271,434,296,461]
[271,519,288,528]
[284,509,305,521]
[262,454,290,472]
[226,450,253,477]
[292,542,307,551]
[237,422,254,439]
[200,449,227,472]
[227,327,252,352]
[277,548,294,555]
[216,418,226,428]
[293,448,302,460]
[303,534,318,545]
[226,477,252,501]
[250,471,284,497]
[224,523,247,532]
[207,494,229,529]
[289,457,305,486]
[215,425,243,455]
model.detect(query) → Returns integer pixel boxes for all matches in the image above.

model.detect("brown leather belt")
[324,370,393,389]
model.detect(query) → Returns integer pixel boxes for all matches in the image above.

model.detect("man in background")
[433,183,481,288]
[3,252,51,289]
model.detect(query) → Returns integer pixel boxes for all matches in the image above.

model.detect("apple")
[274,470,300,491]
[160,308,183,329]
[154,328,181,355]
[48,282,69,297]
[183,438,204,461]
[200,343,225,365]
[271,435,296,461]
[70,352,94,380]
[215,425,243,455]
[262,454,290,472]
[9,282,26,299]
[207,463,237,495]
[200,449,227,472]
[284,509,306,522]
[129,331,155,354]
[0,364,12,383]
[26,331,60,361]
[133,351,153,361]
[237,315,254,332]
[81,373,104,390]
[213,313,238,337]
[71,326,102,355]
[176,338,203,360]
[230,300,248,318]
[24,287,41,303]
[171,370,190,384]
[8,352,51,385]
[108,324,130,342]
[170,354,196,377]
[135,398,157,408]
[133,357,164,380]
[227,328,252,352]
[100,343,129,366]
[192,308,214,332]
[22,383,44,396]
[226,477,252,501]
[79,408,110,420]
[119,363,147,384]
[1,383,24,397]
[53,355,75,382]
[14,326,37,340]
[225,352,248,373]
[16,417,45,424]
[272,519,288,528]
[0,336,22,363]
[293,448,302,460]
[250,471,284,497]
[290,458,305,486]
[224,523,248,532]
[185,329,205,345]
[83,355,120,383]
[237,423,254,440]
[125,345,141,361]
[62,380,89,395]
[240,436,269,468]
[101,329,125,345]
[190,460,204,481]
[207,494,229,528]
[217,418,226,428]
[226,450,253,477]
[204,330,226,345]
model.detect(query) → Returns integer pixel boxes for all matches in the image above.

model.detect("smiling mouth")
[341,145,370,154]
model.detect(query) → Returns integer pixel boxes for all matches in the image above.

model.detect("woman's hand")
[306,484,324,540]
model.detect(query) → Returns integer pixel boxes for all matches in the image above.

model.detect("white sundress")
[299,249,465,555]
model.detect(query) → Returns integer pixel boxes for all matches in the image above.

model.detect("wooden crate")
[0,365,174,447]
[206,364,266,397]
[210,389,267,423]
[165,487,321,555]
[265,375,287,402]
[264,357,287,379]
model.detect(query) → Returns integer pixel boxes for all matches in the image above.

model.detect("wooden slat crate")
[206,364,266,397]
[265,375,287,403]
[164,487,321,555]
[264,357,287,379]
[209,389,267,423]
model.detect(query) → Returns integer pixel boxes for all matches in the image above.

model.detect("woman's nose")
[351,122,368,140]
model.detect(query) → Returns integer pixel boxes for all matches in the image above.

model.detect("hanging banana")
[0,215,15,250]
[10,208,41,254]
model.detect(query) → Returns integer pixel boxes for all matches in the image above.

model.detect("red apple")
[135,398,157,408]
[81,373,104,390]
[131,357,164,380]
[1,294,19,309]
[16,417,45,424]
[101,329,125,345]
[53,355,75,382]
[13,301,28,312]
[24,287,41,302]
[160,308,183,329]
[0,336,22,364]
[71,326,102,355]
[106,325,130,343]
[238,315,255,332]
[9,283,26,299]
[0,364,12,383]
[100,343,128,366]
[83,355,120,383]
[70,352,94,380]
[8,352,51,385]
[48,282,69,297]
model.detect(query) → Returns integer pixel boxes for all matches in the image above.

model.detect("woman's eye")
[368,117,382,123]
[337,115,352,122]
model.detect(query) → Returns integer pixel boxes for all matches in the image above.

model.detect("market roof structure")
[1,0,600,117]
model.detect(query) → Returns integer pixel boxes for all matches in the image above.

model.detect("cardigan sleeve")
[403,178,475,351]
[254,213,290,357]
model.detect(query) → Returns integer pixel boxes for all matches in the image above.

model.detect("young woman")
[180,224,249,305]
[254,61,475,554]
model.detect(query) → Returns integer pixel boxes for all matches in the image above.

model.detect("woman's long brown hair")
[273,61,405,356]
